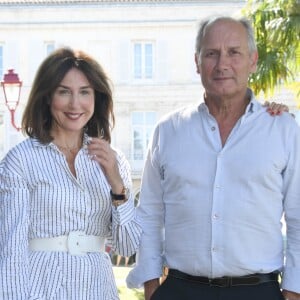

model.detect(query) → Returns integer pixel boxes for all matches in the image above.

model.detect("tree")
[242,0,300,102]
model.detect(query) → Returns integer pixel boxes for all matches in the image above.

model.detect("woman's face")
[50,67,95,134]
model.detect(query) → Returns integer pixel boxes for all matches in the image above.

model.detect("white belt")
[29,231,105,256]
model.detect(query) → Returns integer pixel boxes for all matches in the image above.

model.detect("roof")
[0,0,243,4]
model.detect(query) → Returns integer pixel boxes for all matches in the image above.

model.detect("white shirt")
[0,136,142,299]
[127,93,300,294]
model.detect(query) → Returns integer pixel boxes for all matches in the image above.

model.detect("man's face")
[195,19,258,99]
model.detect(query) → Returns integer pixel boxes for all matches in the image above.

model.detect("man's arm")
[282,290,300,300]
[144,278,160,300]
[126,125,165,290]
[281,122,300,294]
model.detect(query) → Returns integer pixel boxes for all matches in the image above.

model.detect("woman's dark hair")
[22,47,115,143]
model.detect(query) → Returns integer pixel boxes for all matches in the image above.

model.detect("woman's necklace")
[55,144,81,154]
[55,143,81,177]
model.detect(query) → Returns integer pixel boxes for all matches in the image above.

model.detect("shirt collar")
[31,132,90,150]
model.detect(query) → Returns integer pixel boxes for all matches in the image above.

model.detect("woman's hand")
[264,101,289,115]
[87,137,124,193]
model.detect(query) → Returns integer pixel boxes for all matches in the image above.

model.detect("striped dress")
[0,137,142,300]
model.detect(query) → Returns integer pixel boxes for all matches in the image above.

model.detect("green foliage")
[242,0,300,100]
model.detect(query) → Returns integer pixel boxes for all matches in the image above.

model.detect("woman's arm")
[0,150,30,299]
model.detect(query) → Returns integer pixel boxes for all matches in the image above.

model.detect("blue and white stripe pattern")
[0,137,142,299]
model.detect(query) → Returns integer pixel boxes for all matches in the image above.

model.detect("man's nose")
[215,53,230,70]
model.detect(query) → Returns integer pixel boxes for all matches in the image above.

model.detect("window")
[132,111,157,161]
[133,42,154,80]
[0,45,3,80]
[45,42,55,56]
[0,112,4,158]
[134,191,140,207]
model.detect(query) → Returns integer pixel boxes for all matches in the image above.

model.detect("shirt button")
[213,214,219,220]
[211,126,216,131]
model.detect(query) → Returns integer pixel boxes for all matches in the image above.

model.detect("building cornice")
[0,0,244,4]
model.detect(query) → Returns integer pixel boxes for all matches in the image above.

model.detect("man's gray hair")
[195,16,257,55]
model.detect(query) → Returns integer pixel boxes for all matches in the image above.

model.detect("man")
[127,16,300,300]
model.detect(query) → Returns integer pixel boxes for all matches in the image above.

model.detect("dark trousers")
[150,276,285,300]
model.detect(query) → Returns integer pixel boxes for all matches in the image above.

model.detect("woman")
[0,47,141,299]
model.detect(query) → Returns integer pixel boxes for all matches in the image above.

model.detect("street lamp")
[1,69,22,131]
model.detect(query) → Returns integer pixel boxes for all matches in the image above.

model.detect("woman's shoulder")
[112,147,127,162]
[7,138,39,154]
[2,138,44,162]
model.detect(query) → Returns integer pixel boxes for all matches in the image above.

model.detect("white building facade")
[0,0,296,198]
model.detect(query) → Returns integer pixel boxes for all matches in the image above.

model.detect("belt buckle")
[210,277,231,287]
[67,231,86,256]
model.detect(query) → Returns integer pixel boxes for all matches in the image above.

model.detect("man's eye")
[205,51,218,57]
[229,50,240,55]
